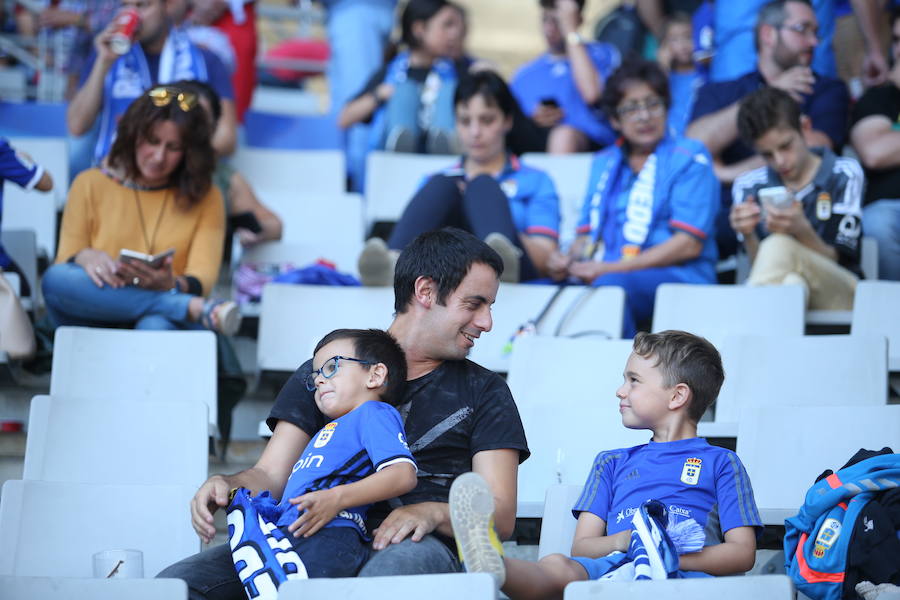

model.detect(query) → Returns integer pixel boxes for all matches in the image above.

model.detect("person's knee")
[135,313,177,330]
[547,125,586,154]
[757,233,801,259]
[358,536,458,577]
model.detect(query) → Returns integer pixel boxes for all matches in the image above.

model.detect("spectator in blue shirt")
[510,0,621,153]
[547,58,719,336]
[656,12,706,137]
[687,0,849,258]
[358,70,561,285]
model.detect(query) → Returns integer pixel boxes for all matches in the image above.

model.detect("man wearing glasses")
[159,228,529,598]
[686,0,850,259]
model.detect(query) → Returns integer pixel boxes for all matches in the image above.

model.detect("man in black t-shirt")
[848,8,900,281]
[158,228,529,598]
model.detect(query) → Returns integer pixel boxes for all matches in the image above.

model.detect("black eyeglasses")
[305,355,373,391]
[616,97,665,122]
[148,86,198,112]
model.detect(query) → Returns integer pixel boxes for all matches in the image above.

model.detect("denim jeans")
[41,262,197,330]
[157,534,458,600]
[863,199,900,281]
[383,78,456,150]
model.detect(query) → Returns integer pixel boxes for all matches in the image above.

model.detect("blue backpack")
[784,452,900,600]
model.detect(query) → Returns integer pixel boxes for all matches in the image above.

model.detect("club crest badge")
[313,422,338,448]
[816,192,832,221]
[813,518,841,558]
[680,457,702,485]
[500,179,518,198]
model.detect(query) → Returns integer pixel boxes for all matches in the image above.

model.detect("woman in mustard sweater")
[42,85,240,334]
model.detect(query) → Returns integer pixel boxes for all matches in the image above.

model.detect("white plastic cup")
[92,549,144,578]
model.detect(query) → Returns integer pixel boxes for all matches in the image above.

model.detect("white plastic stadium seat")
[364,151,455,228]
[0,480,199,577]
[852,280,900,371]
[737,404,900,524]
[23,395,207,488]
[278,573,496,600]
[701,334,888,438]
[652,284,805,349]
[538,484,582,559]
[0,576,188,600]
[257,283,393,372]
[507,336,646,517]
[49,327,218,436]
[232,148,345,199]
[520,152,593,249]
[564,575,794,600]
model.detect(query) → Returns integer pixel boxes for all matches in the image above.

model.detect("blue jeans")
[863,199,900,281]
[41,262,197,330]
[157,534,459,600]
[383,78,456,150]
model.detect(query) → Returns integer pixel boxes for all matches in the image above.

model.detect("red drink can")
[109,8,140,55]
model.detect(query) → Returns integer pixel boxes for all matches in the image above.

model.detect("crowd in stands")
[1,0,899,596]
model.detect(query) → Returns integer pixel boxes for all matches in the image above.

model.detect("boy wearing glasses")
[449,331,761,598]
[227,328,417,587]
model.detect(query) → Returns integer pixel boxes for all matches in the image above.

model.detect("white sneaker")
[449,472,506,588]
[484,232,522,283]
[358,238,396,287]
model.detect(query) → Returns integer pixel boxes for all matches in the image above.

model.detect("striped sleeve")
[716,451,763,533]
[572,450,622,520]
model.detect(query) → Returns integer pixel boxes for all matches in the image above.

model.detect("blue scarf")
[95,27,207,163]
[368,50,457,150]
[586,141,660,260]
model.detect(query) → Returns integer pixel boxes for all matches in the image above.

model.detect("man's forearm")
[67,61,109,135]
[686,102,740,156]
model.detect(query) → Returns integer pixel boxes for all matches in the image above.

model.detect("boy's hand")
[764,200,811,236]
[612,529,632,553]
[288,488,343,538]
[190,475,231,544]
[729,197,762,235]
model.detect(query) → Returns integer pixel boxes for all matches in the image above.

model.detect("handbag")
[0,268,36,359]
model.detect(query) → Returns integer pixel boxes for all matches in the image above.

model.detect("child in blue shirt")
[450,330,762,597]
[226,328,418,589]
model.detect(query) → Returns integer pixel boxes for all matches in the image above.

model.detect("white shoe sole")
[449,472,506,587]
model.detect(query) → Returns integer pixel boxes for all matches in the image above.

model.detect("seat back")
[652,284,805,349]
[49,327,218,434]
[0,480,199,577]
[257,283,393,372]
[507,336,646,516]
[852,280,900,371]
[538,484,582,559]
[736,404,900,524]
[564,575,795,600]
[278,573,496,600]
[715,334,888,424]
[232,148,345,200]
[364,151,455,228]
[520,152,593,249]
[24,395,208,487]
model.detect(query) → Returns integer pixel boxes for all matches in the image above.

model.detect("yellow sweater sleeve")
[183,185,225,296]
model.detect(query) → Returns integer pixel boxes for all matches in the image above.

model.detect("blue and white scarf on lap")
[227,487,308,600]
[94,26,207,163]
[586,142,659,261]
[368,51,457,150]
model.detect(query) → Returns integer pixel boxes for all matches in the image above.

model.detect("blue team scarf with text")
[95,26,207,163]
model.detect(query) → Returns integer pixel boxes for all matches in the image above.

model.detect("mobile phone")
[228,211,263,234]
[119,247,175,269]
[540,97,560,108]
[757,186,793,209]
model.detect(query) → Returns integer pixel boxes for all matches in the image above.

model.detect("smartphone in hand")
[119,247,175,269]
[540,97,560,108]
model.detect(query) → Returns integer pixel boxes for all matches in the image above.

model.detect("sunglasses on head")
[147,86,197,112]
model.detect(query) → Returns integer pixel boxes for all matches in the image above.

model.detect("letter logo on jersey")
[680,457,702,485]
[313,422,337,448]
[816,192,832,221]
[813,518,841,558]
[501,179,518,199]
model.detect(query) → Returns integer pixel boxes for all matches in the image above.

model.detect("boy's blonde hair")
[632,330,724,422]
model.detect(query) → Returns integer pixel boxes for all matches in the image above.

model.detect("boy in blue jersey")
[450,330,762,597]
[226,328,418,587]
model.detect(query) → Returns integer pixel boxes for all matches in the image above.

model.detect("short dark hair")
[401,0,451,49]
[755,0,813,50]
[177,79,221,125]
[632,330,724,423]
[393,227,503,314]
[539,0,585,11]
[314,328,407,406]
[453,70,516,117]
[107,84,215,206]
[737,86,802,144]
[599,57,671,120]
